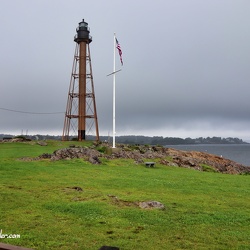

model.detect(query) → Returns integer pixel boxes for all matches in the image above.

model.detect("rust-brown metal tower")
[62,19,99,141]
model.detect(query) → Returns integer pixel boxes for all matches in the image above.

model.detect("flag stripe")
[116,38,123,65]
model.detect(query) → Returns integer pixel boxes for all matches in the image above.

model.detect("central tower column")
[78,40,87,140]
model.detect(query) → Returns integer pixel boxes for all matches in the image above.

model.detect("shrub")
[200,164,217,173]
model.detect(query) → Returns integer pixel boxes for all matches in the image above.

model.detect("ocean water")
[165,144,250,166]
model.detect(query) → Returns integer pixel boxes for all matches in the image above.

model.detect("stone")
[99,246,120,250]
[139,201,165,210]
[37,141,48,146]
[71,186,83,191]
[39,153,51,159]
[88,155,101,164]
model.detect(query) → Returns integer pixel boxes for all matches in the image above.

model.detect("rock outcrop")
[36,144,250,175]
[38,147,101,164]
[164,148,249,174]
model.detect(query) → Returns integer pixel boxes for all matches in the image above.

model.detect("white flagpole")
[113,33,116,148]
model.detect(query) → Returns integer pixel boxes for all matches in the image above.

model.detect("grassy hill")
[0,141,249,249]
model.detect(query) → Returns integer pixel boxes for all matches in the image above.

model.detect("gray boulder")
[139,201,165,210]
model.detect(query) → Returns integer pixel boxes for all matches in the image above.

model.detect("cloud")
[0,0,250,141]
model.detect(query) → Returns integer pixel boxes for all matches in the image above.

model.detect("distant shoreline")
[0,134,248,145]
[165,143,250,146]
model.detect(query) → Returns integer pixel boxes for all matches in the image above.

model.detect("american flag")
[116,38,123,65]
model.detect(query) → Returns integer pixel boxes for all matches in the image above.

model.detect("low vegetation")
[0,141,249,249]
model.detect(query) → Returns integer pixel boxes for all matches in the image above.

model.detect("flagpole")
[113,33,116,148]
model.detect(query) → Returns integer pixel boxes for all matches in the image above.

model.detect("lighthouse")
[62,19,99,141]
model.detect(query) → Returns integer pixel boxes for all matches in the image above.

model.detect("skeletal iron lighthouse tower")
[62,19,99,141]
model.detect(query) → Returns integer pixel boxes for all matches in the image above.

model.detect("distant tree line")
[98,135,247,145]
[0,134,247,145]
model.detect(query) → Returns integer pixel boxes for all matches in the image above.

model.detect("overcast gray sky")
[1,0,250,141]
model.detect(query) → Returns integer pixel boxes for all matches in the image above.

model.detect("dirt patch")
[107,195,165,210]
[64,186,83,192]
[107,195,139,208]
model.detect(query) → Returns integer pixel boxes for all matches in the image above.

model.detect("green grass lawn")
[0,141,249,250]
